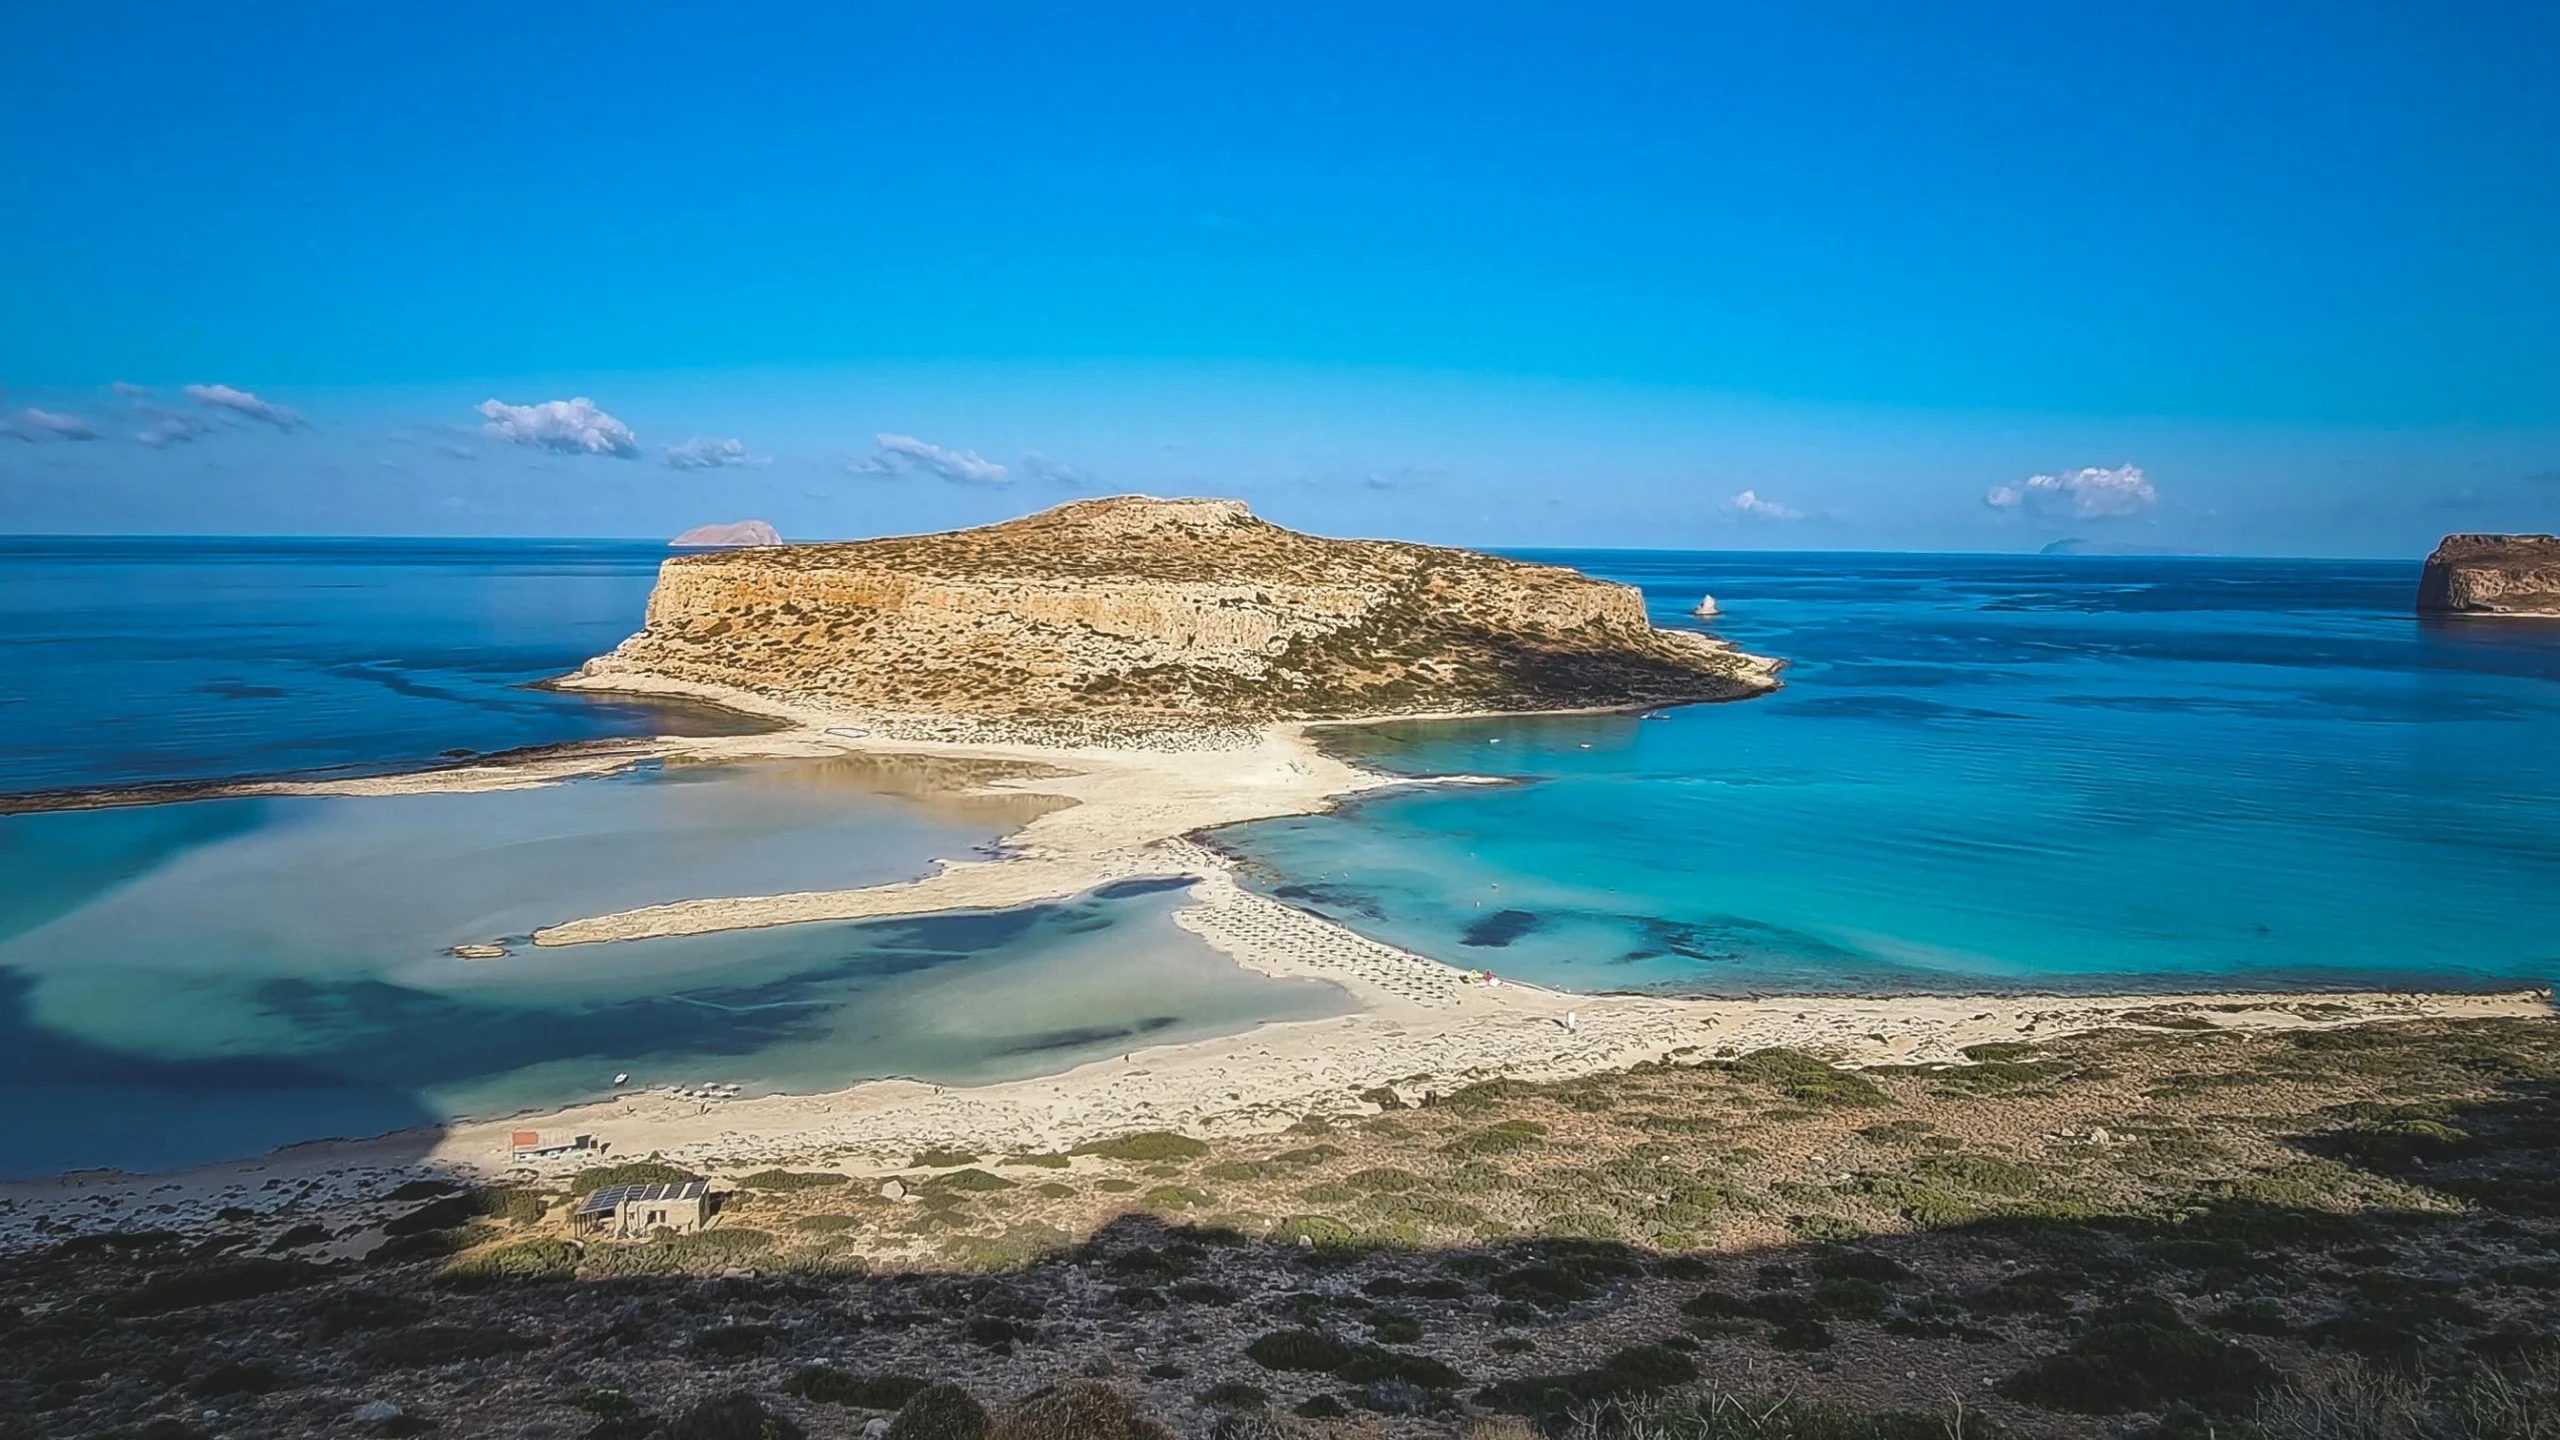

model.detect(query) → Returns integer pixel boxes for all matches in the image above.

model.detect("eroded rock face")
[2417,534,2560,617]
[579,495,1778,720]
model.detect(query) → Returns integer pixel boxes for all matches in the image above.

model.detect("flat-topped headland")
[569,494,1779,733]
[2417,531,2560,617]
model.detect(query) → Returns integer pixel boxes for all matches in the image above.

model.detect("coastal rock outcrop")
[671,519,782,548]
[2416,533,2560,617]
[578,495,1778,722]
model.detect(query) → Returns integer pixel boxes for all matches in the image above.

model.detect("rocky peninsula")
[2416,532,2560,616]
[575,495,1777,732]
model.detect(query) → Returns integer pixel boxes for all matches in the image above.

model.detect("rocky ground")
[573,495,1779,727]
[6,1014,2557,1440]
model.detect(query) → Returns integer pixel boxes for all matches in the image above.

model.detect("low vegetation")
[4,1014,2556,1440]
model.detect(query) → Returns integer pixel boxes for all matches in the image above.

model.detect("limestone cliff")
[2416,534,2560,617]
[577,496,1778,722]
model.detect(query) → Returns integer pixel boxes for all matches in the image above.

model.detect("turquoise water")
[8,543,2555,1175]
[1216,553,2560,997]
[0,542,1353,1178]
[0,763,1342,1177]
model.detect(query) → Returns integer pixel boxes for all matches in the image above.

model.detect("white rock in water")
[1692,595,1720,617]
[671,519,782,548]
[863,1420,892,1439]
[353,1401,404,1422]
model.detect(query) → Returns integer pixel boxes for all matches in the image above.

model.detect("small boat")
[612,1073,630,1086]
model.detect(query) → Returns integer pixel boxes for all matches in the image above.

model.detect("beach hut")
[510,1129,595,1161]
[575,1180,710,1239]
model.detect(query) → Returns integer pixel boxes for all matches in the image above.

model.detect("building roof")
[576,1180,708,1215]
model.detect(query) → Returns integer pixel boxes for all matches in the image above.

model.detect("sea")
[2,537,2556,1176]
[1217,551,2560,998]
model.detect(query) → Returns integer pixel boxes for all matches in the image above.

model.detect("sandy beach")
[3,670,2548,1246]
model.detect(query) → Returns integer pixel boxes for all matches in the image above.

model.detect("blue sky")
[4,2,2556,552]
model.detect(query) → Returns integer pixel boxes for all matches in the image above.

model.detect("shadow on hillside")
[5,1035,2558,1439]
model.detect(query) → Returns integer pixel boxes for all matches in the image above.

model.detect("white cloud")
[476,397,639,458]
[18,408,99,440]
[1020,451,1087,486]
[112,381,151,398]
[849,433,1010,484]
[136,407,213,448]
[1986,463,2156,520]
[186,383,305,430]
[1726,488,1804,521]
[663,435,769,471]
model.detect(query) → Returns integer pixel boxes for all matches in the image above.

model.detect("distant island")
[2039,537,2187,557]
[2417,533,2560,617]
[580,495,1778,727]
[670,519,782,548]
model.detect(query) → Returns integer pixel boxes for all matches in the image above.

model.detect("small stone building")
[575,1180,709,1239]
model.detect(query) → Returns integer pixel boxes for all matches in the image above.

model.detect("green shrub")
[988,1380,1168,1440]
[1247,1329,1363,1371]
[1729,1050,1887,1107]
[1370,1310,1423,1343]
[575,1227,771,1277]
[783,1368,931,1408]
[1481,1343,1699,1424]
[923,1168,1017,1194]
[1344,1167,1424,1193]
[662,1391,802,1440]
[109,1259,322,1315]
[736,1169,850,1191]
[1333,1346,1465,1390]
[1445,1120,1549,1157]
[1914,1154,2039,1196]
[1493,1265,1595,1310]
[1143,1184,1211,1211]
[941,1224,1071,1273]
[266,1222,331,1252]
[1812,1249,1913,1284]
[1202,1161,1286,1182]
[438,1237,579,1285]
[473,1186,547,1223]
[795,1214,860,1234]
[2000,1299,2279,1414]
[1271,1215,1358,1248]
[568,1161,702,1197]
[886,1383,991,1440]
[1002,1153,1071,1169]
[1294,1395,1350,1419]
[359,1325,540,1368]
[912,1148,979,1168]
[1198,1382,1269,1409]
[1274,1145,1345,1165]
[1072,1132,1208,1163]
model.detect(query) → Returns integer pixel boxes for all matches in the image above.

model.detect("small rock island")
[2416,533,2560,617]
[669,519,782,548]
[579,495,1777,723]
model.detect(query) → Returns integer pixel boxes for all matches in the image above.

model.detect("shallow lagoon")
[0,762,1342,1178]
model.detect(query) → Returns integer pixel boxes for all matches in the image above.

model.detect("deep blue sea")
[1217,552,2560,997]
[0,536,759,796]
[3,539,2555,1175]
